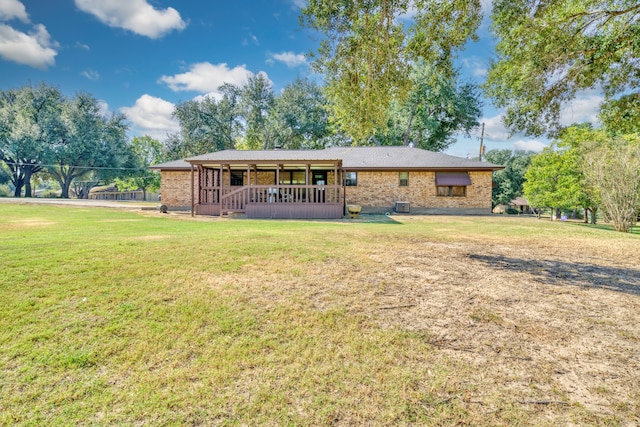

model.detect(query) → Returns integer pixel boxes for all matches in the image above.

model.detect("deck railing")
[199,184,342,213]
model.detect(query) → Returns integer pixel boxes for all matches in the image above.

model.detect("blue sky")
[0,0,602,158]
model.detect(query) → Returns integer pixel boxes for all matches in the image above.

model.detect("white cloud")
[460,57,488,78]
[241,32,259,46]
[268,51,307,68]
[559,90,603,127]
[74,0,186,39]
[290,0,306,8]
[159,62,264,94]
[0,0,29,22]
[0,23,57,68]
[511,139,547,152]
[479,113,512,142]
[480,0,493,16]
[81,68,100,80]
[97,100,111,117]
[75,41,90,51]
[120,94,180,140]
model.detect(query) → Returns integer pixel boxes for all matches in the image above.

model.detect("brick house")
[150,146,503,218]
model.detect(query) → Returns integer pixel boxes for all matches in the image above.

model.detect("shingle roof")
[149,159,191,170]
[324,146,500,169]
[152,147,502,170]
[186,149,339,162]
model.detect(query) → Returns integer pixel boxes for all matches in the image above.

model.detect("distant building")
[88,184,159,201]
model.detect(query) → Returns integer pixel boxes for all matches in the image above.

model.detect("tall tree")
[115,135,163,200]
[0,84,65,197]
[376,62,482,151]
[581,133,640,232]
[523,145,586,218]
[48,93,129,198]
[486,0,640,136]
[484,149,534,207]
[301,0,482,143]
[240,73,275,149]
[169,84,241,159]
[268,77,330,149]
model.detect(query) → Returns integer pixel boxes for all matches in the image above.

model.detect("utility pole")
[478,122,485,161]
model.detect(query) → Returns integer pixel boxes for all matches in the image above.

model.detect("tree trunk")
[23,168,33,198]
[403,106,416,146]
[60,174,73,198]
[590,207,597,224]
[11,169,24,197]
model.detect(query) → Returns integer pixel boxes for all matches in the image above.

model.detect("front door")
[312,172,327,203]
[312,171,327,186]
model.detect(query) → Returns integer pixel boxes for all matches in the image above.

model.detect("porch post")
[219,164,224,217]
[190,163,195,217]
[334,162,338,204]
[247,163,251,204]
[275,164,280,203]
[305,163,310,204]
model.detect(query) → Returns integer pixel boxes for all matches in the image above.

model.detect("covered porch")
[189,158,345,219]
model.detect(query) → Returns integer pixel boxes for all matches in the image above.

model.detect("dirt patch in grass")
[365,240,639,416]
[7,218,57,227]
[202,216,640,424]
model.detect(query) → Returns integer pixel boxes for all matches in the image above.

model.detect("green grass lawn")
[1,205,638,425]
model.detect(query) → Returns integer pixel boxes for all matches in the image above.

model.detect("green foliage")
[268,77,331,149]
[301,0,482,143]
[581,133,640,232]
[523,124,640,231]
[47,92,130,198]
[115,136,163,199]
[241,74,276,149]
[168,76,333,156]
[168,85,241,159]
[376,62,482,151]
[599,93,640,134]
[0,83,65,197]
[484,149,534,206]
[0,84,131,199]
[523,144,585,212]
[486,0,640,136]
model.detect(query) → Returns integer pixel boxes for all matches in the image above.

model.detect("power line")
[2,161,149,171]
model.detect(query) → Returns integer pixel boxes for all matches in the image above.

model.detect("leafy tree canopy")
[48,92,130,198]
[115,135,163,200]
[485,0,640,136]
[0,83,65,197]
[375,62,482,151]
[268,77,330,149]
[301,0,482,143]
[484,149,534,206]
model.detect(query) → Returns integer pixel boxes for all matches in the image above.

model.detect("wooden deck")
[195,184,344,219]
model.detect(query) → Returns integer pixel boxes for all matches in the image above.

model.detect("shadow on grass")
[568,222,640,235]
[468,254,640,296]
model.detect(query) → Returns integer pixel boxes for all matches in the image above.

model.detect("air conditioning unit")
[394,201,410,213]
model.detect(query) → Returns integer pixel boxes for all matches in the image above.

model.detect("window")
[230,171,244,186]
[345,171,357,186]
[437,186,467,197]
[399,171,409,186]
[280,171,306,185]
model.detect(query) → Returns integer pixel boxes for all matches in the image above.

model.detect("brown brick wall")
[161,169,494,213]
[344,170,493,213]
[160,170,192,208]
